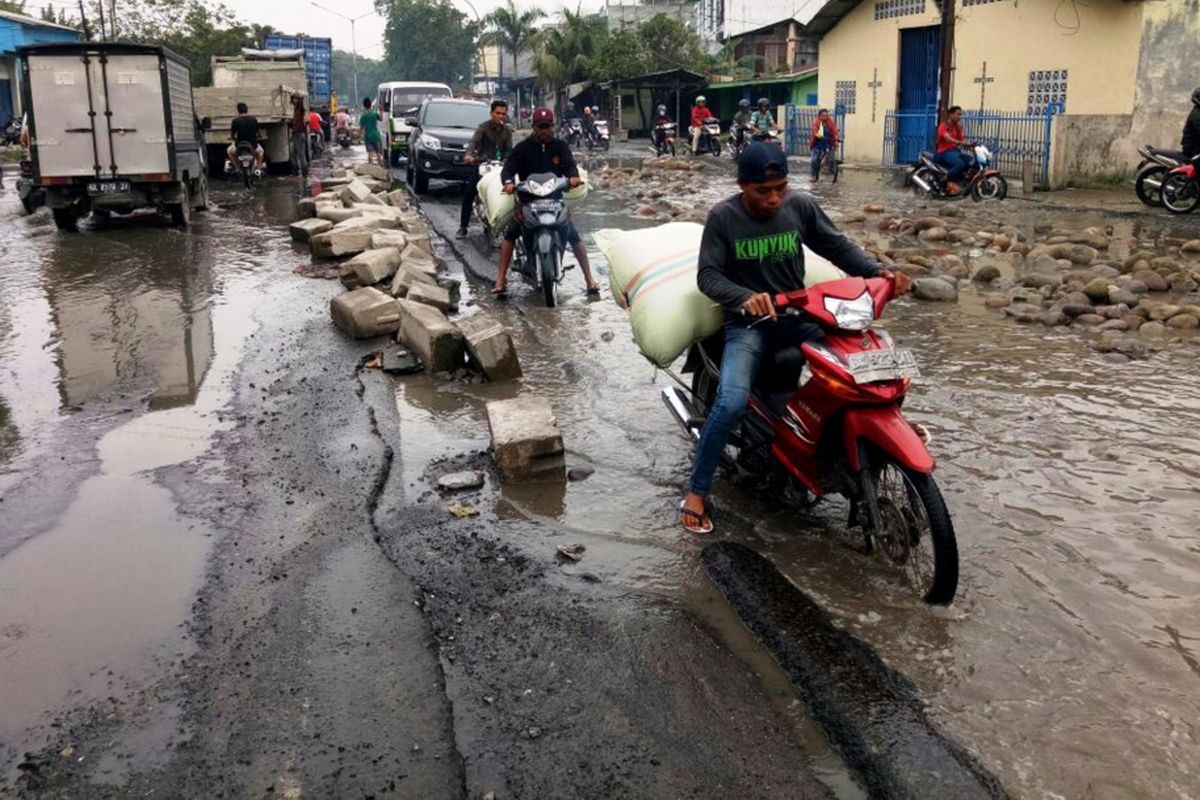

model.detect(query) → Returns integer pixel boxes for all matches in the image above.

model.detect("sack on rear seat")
[595,222,850,368]
[477,166,591,231]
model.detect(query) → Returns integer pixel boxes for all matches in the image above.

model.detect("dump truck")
[193,50,307,176]
[18,41,208,231]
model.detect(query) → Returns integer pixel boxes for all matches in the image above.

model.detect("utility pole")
[938,0,955,118]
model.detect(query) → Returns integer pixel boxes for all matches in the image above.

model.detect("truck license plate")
[88,180,131,195]
[846,348,920,383]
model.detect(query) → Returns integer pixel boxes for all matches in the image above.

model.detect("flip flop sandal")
[586,286,601,297]
[679,500,714,535]
[490,285,508,296]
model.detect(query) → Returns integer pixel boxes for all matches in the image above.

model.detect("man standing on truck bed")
[227,102,264,175]
[290,93,309,184]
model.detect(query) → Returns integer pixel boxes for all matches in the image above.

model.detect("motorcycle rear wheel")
[1162,173,1200,214]
[1135,165,1167,207]
[538,250,559,308]
[866,457,958,605]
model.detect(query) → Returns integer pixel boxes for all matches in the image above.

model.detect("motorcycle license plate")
[88,180,131,195]
[846,348,919,383]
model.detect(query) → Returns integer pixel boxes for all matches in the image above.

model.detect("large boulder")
[1083,277,1112,302]
[330,287,403,338]
[396,299,465,372]
[486,397,565,483]
[912,277,958,302]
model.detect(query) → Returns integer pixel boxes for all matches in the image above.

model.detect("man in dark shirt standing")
[459,99,514,238]
[1181,87,1200,160]
[493,107,600,297]
[678,142,911,534]
[227,102,264,175]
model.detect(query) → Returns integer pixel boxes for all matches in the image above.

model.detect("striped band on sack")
[620,251,698,309]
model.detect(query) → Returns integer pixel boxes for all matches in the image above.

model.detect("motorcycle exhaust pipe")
[661,387,701,441]
[909,172,933,192]
[1143,175,1164,190]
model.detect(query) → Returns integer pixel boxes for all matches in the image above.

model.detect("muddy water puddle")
[410,174,1200,797]
[0,181,306,761]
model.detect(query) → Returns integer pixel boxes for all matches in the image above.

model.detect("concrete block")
[296,196,318,218]
[354,163,390,181]
[405,281,455,312]
[331,287,403,338]
[310,228,373,259]
[370,230,408,251]
[360,193,387,206]
[389,263,440,297]
[386,189,409,208]
[486,397,565,483]
[340,179,373,205]
[437,276,461,305]
[289,217,333,243]
[317,206,363,223]
[397,300,465,372]
[361,179,390,193]
[333,214,399,232]
[459,313,521,381]
[339,247,403,289]
[403,235,434,259]
[314,190,343,203]
[400,243,439,275]
[400,214,431,236]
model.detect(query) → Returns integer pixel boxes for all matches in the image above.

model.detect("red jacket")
[691,105,710,128]
[810,117,838,148]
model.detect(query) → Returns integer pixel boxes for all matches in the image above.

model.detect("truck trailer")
[262,34,331,108]
[18,41,208,231]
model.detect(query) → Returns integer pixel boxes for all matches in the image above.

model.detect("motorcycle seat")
[1148,146,1185,161]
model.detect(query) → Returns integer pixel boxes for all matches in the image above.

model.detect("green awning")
[706,70,818,91]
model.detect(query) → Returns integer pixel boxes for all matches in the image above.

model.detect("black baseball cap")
[737,141,789,183]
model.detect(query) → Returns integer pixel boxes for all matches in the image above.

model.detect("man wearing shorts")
[492,107,600,297]
[359,98,383,166]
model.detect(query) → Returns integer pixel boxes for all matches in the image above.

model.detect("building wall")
[817,0,1144,165]
[1124,0,1200,158]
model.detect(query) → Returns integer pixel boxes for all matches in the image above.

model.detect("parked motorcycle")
[687,117,722,157]
[16,159,45,215]
[562,118,583,149]
[585,118,611,151]
[510,172,574,307]
[661,275,958,604]
[1160,156,1200,215]
[651,121,677,156]
[908,144,1007,201]
[1134,144,1184,207]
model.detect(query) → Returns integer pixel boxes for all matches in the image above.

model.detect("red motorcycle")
[1161,156,1200,214]
[662,276,958,604]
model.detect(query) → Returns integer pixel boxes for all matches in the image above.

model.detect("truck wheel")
[169,183,191,227]
[195,175,210,211]
[52,208,78,232]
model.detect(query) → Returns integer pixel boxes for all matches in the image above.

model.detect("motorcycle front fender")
[843,406,935,475]
[535,229,557,255]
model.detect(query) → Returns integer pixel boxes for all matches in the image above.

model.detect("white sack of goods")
[594,222,848,368]
[477,166,591,231]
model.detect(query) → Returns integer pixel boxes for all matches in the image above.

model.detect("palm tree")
[533,5,606,109]
[484,0,545,94]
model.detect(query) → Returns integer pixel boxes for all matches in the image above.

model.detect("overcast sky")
[228,0,605,59]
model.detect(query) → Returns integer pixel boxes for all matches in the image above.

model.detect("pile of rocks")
[590,158,718,225]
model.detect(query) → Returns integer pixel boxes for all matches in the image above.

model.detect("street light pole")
[454,0,491,95]
[312,3,373,104]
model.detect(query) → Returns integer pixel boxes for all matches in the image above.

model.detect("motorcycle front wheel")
[971,174,1007,202]
[1135,165,1167,207]
[1162,173,1200,214]
[538,249,559,308]
[710,139,722,157]
[866,456,959,605]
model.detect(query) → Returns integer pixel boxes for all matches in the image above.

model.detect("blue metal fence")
[882,103,1063,188]
[783,105,846,160]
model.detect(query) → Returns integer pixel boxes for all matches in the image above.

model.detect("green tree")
[636,14,705,74]
[0,1,29,14]
[588,28,646,82]
[482,0,543,92]
[533,5,606,103]
[375,0,479,88]
[331,50,392,107]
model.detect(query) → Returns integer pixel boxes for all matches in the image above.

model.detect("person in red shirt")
[934,105,970,193]
[690,95,710,156]
[809,108,839,180]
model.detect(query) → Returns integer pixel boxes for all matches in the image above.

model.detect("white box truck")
[18,42,208,231]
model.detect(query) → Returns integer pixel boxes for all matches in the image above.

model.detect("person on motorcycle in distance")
[458,99,514,238]
[227,102,265,175]
[492,107,601,298]
[749,98,777,139]
[732,99,753,151]
[652,104,674,151]
[581,105,598,141]
[690,95,711,156]
[934,105,972,195]
[1181,87,1200,160]
[678,142,913,534]
[809,108,838,181]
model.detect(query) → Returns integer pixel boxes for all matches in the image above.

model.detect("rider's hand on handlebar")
[742,292,777,321]
[887,271,913,295]
[464,154,477,165]
[568,176,581,188]
[502,182,515,195]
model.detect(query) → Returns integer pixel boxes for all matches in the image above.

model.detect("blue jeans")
[689,318,824,496]
[811,141,832,176]
[934,148,969,182]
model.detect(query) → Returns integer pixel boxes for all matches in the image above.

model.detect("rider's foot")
[586,284,601,298]
[456,227,468,238]
[679,495,714,535]
[946,181,962,196]
[490,284,507,296]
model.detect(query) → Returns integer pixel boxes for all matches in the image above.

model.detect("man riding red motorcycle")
[679,142,912,535]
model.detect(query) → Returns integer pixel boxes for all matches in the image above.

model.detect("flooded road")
[2,141,1199,797]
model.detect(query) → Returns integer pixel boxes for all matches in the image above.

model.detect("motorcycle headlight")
[524,179,555,197]
[823,292,874,330]
[417,133,441,151]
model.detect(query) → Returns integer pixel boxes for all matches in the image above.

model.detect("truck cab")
[376,81,452,168]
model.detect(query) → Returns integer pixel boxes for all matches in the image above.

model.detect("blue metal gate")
[896,26,941,164]
[783,105,846,159]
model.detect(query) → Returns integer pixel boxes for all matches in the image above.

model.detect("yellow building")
[807,0,1200,186]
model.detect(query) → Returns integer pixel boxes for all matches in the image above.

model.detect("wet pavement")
[1,141,1199,798]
